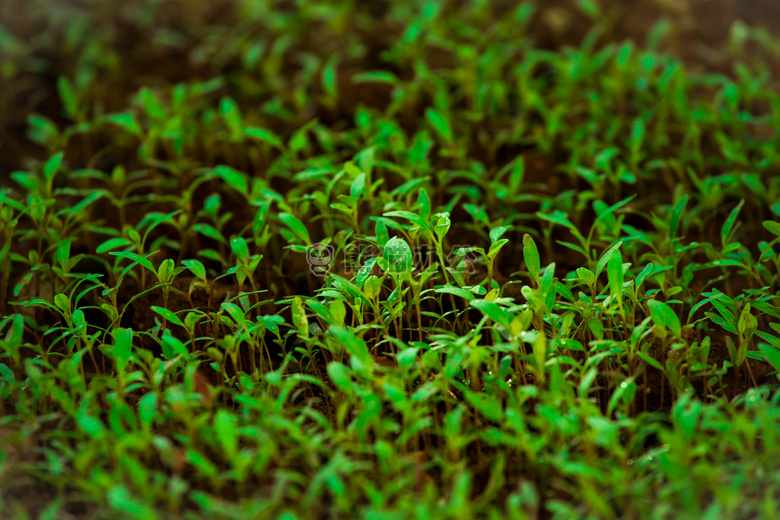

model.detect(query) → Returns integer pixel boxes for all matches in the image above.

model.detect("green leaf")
[27,114,59,145]
[53,240,72,269]
[107,486,157,520]
[110,251,156,272]
[470,299,512,329]
[215,165,248,197]
[523,234,540,280]
[157,258,175,284]
[292,297,308,339]
[538,210,576,230]
[383,237,413,275]
[57,76,78,118]
[330,202,351,215]
[508,157,525,194]
[63,190,103,216]
[230,237,250,263]
[462,386,504,422]
[737,303,756,336]
[351,70,398,84]
[593,195,635,229]
[330,326,372,368]
[356,258,376,288]
[541,263,556,312]
[555,281,575,302]
[635,263,654,287]
[140,210,181,246]
[106,112,143,137]
[306,300,333,324]
[244,127,283,148]
[425,108,453,144]
[672,393,701,440]
[330,273,362,299]
[279,213,311,244]
[595,241,623,278]
[577,267,596,286]
[435,286,476,301]
[76,415,105,441]
[434,213,451,239]
[557,240,588,258]
[0,364,13,383]
[489,226,509,243]
[253,201,270,238]
[138,392,156,430]
[579,367,598,396]
[327,362,353,392]
[533,329,547,380]
[219,97,243,139]
[762,220,780,237]
[182,259,207,282]
[330,300,346,326]
[322,55,338,98]
[637,350,664,371]
[758,343,780,373]
[112,328,133,368]
[221,302,248,329]
[350,172,366,199]
[579,0,601,19]
[648,300,681,338]
[363,275,382,300]
[464,204,489,225]
[488,238,509,260]
[607,379,635,416]
[384,210,430,231]
[193,223,226,244]
[43,152,64,183]
[72,309,85,329]
[161,329,188,360]
[213,410,238,458]
[669,194,688,238]
[151,306,185,328]
[54,293,70,314]
[607,249,623,306]
[721,199,744,248]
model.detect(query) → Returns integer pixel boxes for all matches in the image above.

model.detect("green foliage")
[1,1,780,519]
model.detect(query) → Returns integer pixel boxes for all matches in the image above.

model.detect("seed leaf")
[383,237,413,275]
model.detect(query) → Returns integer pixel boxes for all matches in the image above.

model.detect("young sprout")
[379,236,414,340]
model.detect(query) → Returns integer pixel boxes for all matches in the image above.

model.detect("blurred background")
[1,0,778,180]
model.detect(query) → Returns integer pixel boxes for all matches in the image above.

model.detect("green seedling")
[1,4,780,520]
